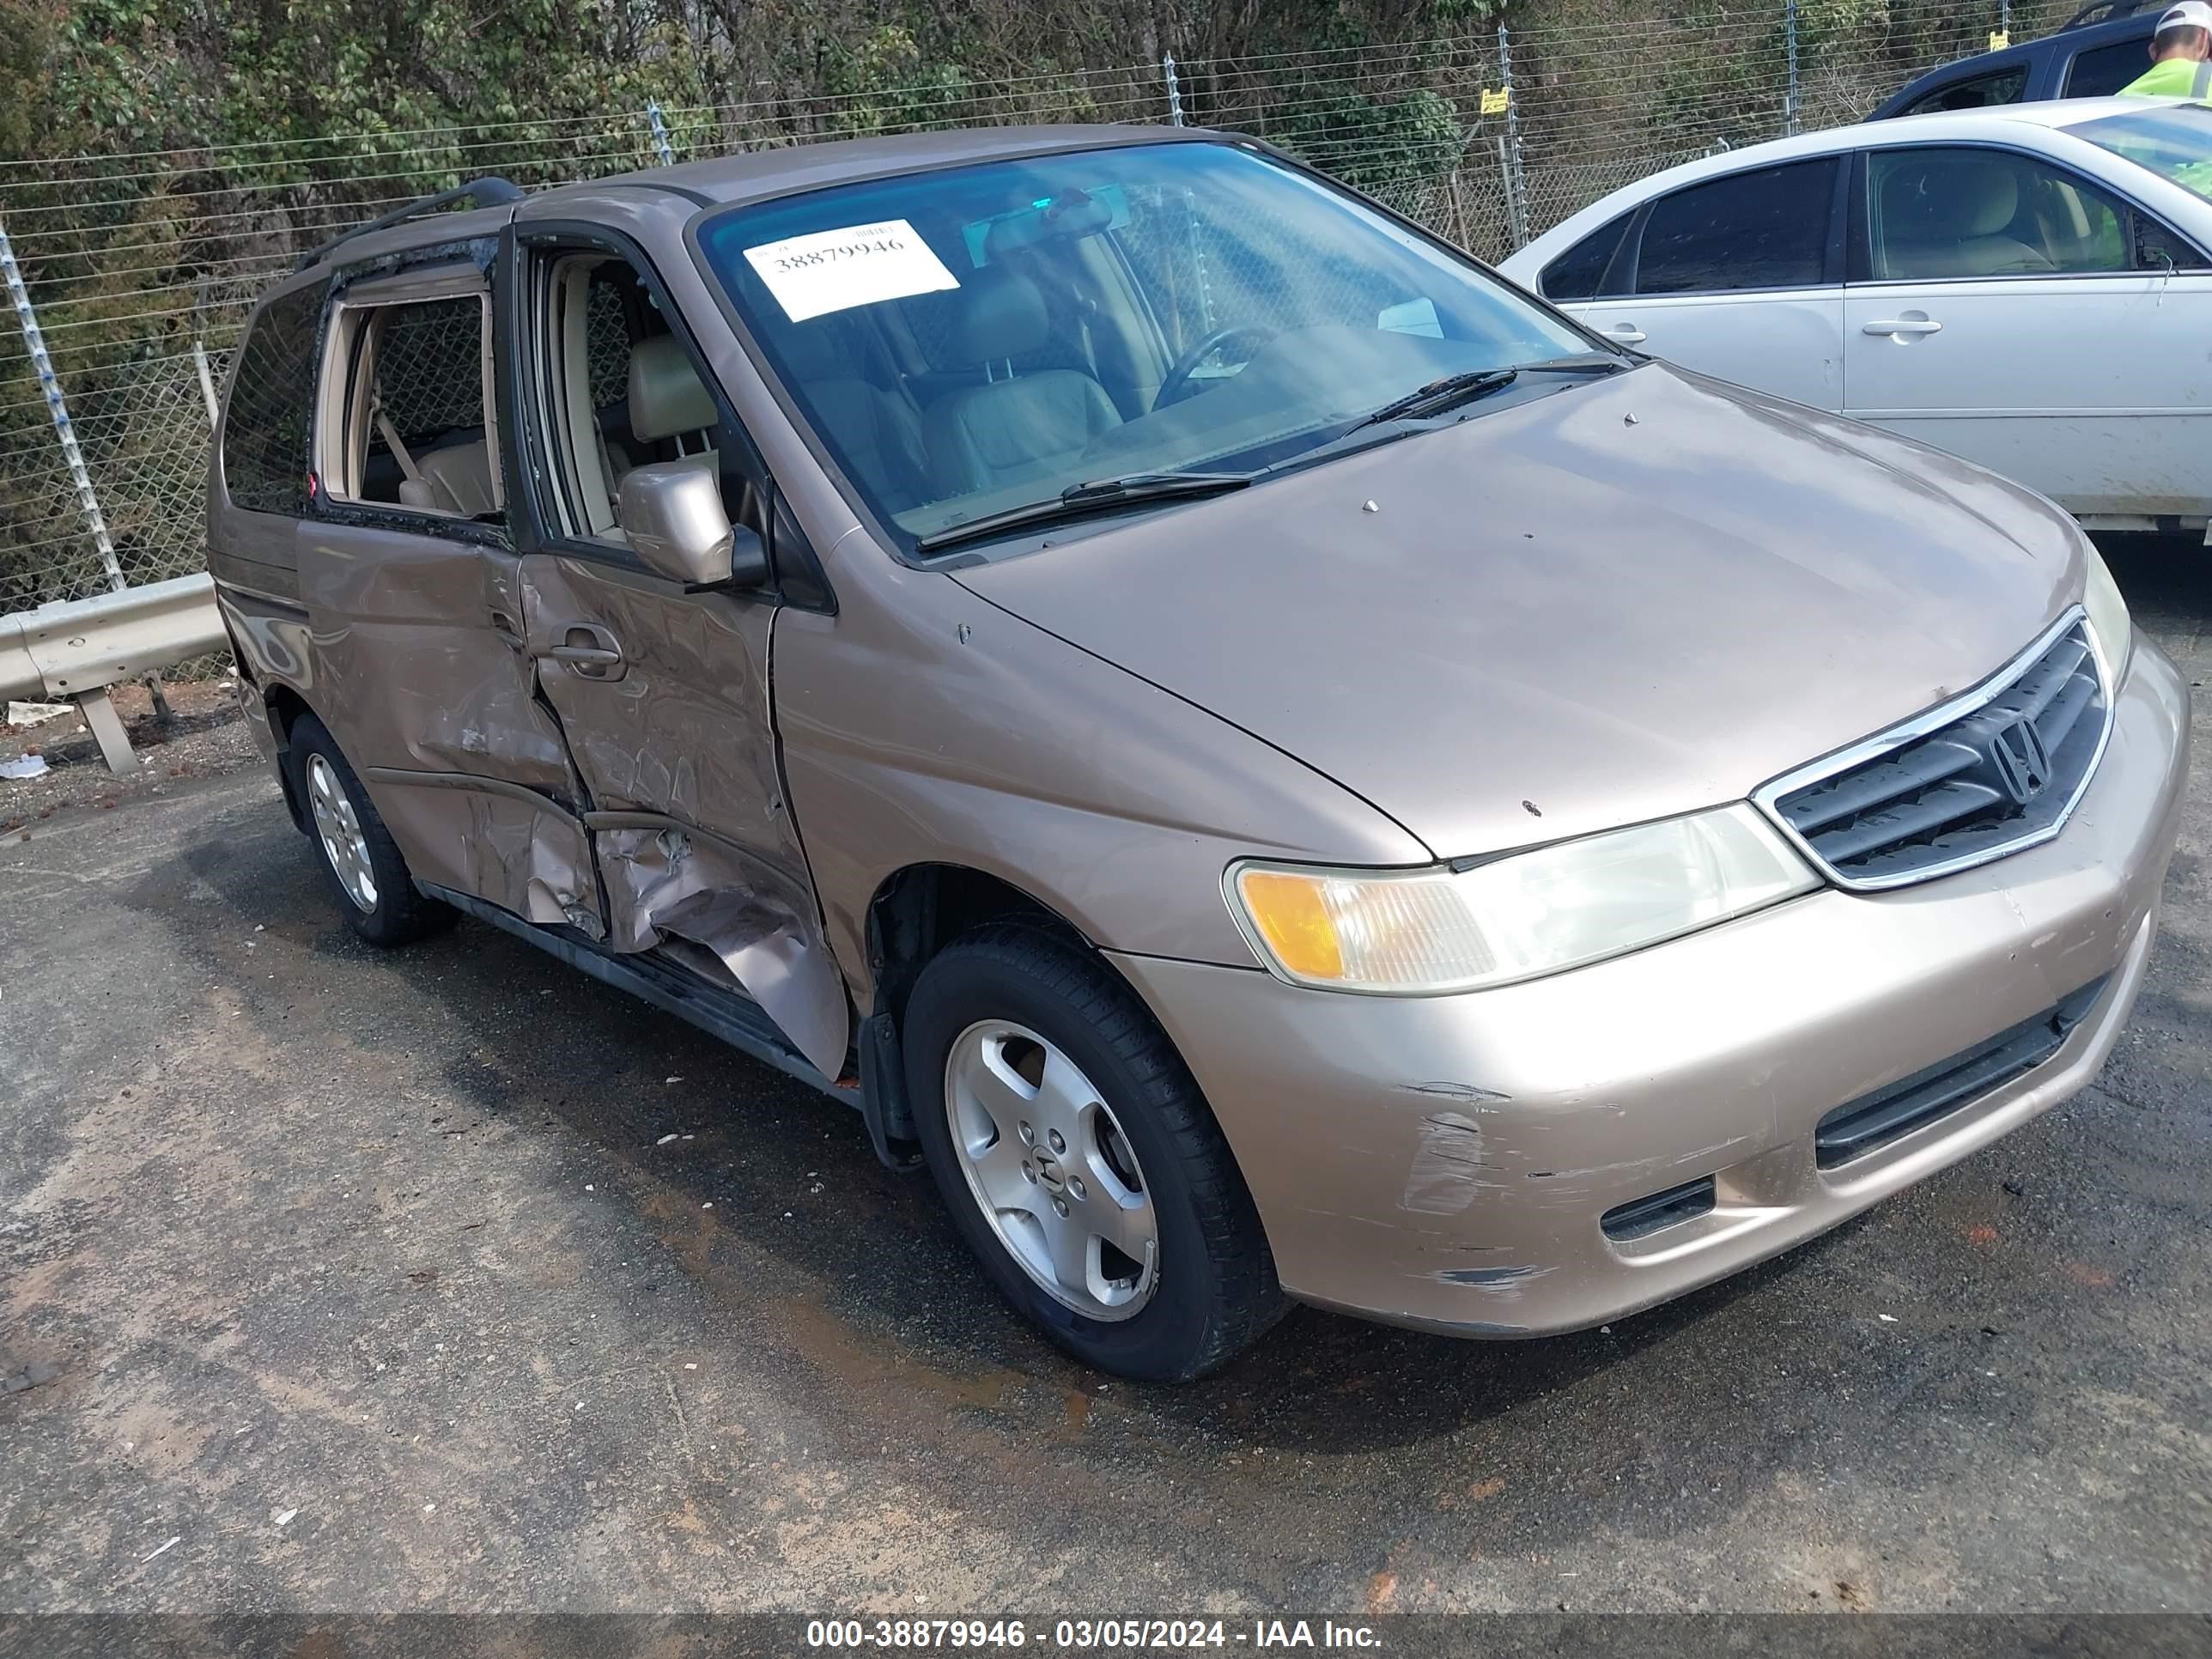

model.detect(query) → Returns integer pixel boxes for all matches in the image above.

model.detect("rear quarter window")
[2066,39,2155,97]
[1540,211,1633,301]
[1899,64,2031,115]
[222,283,327,515]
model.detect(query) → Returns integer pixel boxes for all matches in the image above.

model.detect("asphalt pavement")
[2,538,2209,1619]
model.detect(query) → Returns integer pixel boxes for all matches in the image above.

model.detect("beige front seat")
[627,335,720,474]
[398,442,499,518]
[1881,158,2057,279]
[925,270,1121,497]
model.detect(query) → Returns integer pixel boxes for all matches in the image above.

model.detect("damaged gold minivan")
[210,127,2187,1381]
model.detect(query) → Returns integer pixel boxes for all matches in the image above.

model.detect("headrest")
[1887,159,2020,241]
[945,269,1050,367]
[779,319,850,385]
[629,334,717,442]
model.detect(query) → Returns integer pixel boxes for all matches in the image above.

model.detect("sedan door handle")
[548,623,626,679]
[1863,319,1942,336]
[1601,325,1647,344]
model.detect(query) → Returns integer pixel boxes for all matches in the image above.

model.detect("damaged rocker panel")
[418,883,843,1098]
[363,766,599,935]
[583,809,852,1081]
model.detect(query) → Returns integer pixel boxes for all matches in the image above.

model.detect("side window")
[1540,211,1633,301]
[320,282,500,521]
[1899,64,2031,116]
[1867,148,2144,280]
[526,249,772,556]
[222,283,325,515]
[2065,40,2154,98]
[1631,160,1838,295]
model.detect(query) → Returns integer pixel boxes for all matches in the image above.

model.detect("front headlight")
[1228,803,1819,996]
[2083,544,2133,684]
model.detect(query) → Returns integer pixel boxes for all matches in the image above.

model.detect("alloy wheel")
[943,1019,1159,1322]
[305,751,379,914]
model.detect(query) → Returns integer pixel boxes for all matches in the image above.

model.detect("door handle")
[1863,319,1942,336]
[487,608,523,640]
[1601,324,1648,344]
[549,623,626,679]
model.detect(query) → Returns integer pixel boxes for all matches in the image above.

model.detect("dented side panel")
[283,522,605,927]
[299,527,576,793]
[592,816,849,1078]
[519,554,849,1078]
[369,774,598,930]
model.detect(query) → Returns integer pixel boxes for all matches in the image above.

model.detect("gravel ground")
[1,540,2208,1626]
[0,678,258,838]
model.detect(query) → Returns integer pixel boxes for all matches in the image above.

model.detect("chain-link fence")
[0,1,2082,617]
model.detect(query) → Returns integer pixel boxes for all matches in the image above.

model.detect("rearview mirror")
[616,463,769,589]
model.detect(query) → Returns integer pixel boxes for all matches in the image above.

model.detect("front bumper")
[1110,638,2189,1337]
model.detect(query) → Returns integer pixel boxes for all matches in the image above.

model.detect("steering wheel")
[1154,325,1277,410]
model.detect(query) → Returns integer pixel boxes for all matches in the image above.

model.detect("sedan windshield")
[695,140,1599,554]
[2072,102,2212,204]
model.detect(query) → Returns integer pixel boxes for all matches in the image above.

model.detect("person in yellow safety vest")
[2120,3,2212,98]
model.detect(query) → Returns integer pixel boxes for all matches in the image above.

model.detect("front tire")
[286,714,453,947]
[903,924,1285,1382]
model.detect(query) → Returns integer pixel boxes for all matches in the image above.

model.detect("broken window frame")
[314,260,503,521]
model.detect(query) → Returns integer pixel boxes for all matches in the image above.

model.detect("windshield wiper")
[1347,368,1520,432]
[1341,353,1632,436]
[915,471,1251,553]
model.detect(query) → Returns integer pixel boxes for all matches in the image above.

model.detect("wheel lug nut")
[1021,1161,1036,1182]
[1052,1197,1069,1218]
[1018,1122,1035,1146]
[1048,1129,1066,1154]
[1070,1177,1087,1200]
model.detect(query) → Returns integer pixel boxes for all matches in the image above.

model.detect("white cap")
[2158,2,2212,35]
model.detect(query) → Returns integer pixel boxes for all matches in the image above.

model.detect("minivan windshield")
[2071,102,2212,204]
[696,140,1600,554]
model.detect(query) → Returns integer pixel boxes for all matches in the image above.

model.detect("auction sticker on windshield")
[742,219,960,322]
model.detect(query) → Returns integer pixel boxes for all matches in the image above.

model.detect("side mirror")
[616,463,769,590]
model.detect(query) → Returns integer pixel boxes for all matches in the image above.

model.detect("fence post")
[191,282,220,432]
[1497,23,1531,250]
[0,219,124,599]
[0,215,149,768]
[1162,54,1186,126]
[645,100,676,167]
[1784,0,1802,137]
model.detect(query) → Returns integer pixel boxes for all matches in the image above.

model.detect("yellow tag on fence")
[1480,88,1510,116]
[1989,29,2010,50]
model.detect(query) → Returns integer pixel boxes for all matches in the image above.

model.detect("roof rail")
[294,176,526,271]
[2062,0,2163,30]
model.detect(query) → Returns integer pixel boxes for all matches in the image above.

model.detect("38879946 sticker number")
[742,218,961,323]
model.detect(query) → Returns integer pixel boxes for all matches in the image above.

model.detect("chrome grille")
[1756,610,2112,891]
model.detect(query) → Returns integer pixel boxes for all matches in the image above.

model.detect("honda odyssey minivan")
[209,125,2188,1381]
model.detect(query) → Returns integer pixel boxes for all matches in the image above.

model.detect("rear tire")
[286,713,453,947]
[903,923,1285,1382]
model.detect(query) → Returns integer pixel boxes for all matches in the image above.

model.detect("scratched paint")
[1400,1111,1504,1215]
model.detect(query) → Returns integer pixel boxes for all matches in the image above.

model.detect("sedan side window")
[1539,210,1634,301]
[1630,159,1838,296]
[1867,148,2160,280]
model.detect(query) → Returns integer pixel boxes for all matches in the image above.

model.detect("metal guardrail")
[1,572,225,771]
